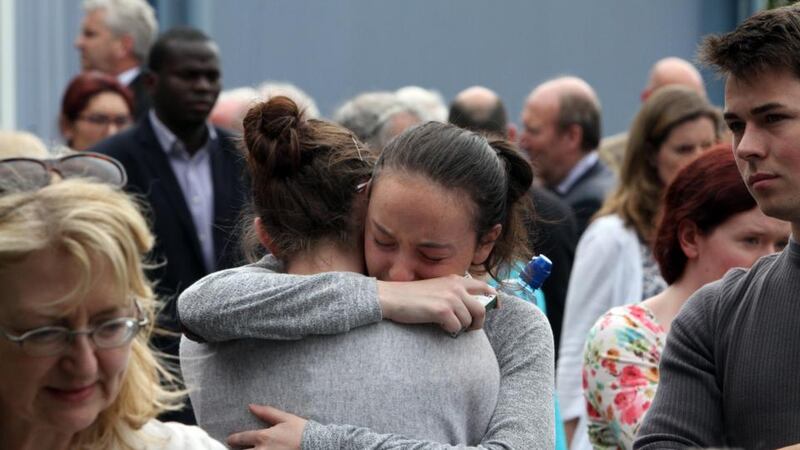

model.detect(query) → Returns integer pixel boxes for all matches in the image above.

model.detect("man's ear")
[506,123,518,143]
[472,224,502,266]
[117,34,134,59]
[563,123,584,150]
[254,217,279,256]
[678,220,700,259]
[641,87,653,103]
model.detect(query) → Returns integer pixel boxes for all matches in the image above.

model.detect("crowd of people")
[2,0,800,449]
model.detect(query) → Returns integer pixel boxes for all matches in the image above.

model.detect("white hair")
[220,86,260,102]
[395,85,448,122]
[209,87,261,132]
[0,131,49,160]
[83,0,158,63]
[332,91,422,149]
[257,81,320,119]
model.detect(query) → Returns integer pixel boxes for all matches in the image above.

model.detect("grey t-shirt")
[178,256,555,449]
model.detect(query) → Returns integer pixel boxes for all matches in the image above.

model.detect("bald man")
[599,57,707,172]
[449,85,579,361]
[520,76,615,235]
[449,86,512,137]
[642,56,706,101]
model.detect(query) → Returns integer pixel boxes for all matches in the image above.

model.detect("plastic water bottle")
[503,255,553,310]
[520,254,552,293]
[499,255,566,450]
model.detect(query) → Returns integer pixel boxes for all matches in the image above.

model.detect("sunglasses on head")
[0,152,127,193]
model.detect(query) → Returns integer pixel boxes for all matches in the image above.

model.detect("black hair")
[147,26,213,73]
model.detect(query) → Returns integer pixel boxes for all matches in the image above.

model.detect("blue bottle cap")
[520,254,552,290]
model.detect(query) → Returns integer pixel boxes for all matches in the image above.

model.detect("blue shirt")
[149,110,217,273]
[556,151,599,195]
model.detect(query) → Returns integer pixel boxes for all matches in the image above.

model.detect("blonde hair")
[596,86,721,242]
[0,179,184,450]
[0,130,49,159]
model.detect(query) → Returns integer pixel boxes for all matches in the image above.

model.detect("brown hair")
[698,3,800,81]
[374,121,534,280]
[557,91,601,152]
[241,96,375,261]
[596,86,721,242]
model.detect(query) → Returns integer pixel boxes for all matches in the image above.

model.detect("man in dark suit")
[520,76,616,235]
[75,0,158,119]
[449,85,578,359]
[92,27,247,422]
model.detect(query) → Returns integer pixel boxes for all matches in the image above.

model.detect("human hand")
[377,275,497,334]
[227,404,307,450]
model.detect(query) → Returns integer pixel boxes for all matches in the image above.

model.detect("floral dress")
[582,304,666,450]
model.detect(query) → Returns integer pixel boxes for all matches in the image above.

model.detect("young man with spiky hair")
[635,5,800,449]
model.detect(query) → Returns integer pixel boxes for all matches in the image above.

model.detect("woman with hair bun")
[179,97,554,449]
[582,146,789,449]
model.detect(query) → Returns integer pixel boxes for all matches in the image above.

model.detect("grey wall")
[12,0,84,144]
[7,0,739,143]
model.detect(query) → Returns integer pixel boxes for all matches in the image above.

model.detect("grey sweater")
[178,256,555,449]
[634,239,800,450]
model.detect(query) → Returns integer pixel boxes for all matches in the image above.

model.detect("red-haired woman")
[59,71,134,151]
[581,145,790,450]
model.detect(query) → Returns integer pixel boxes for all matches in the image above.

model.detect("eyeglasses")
[78,113,132,129]
[0,152,127,193]
[0,304,149,357]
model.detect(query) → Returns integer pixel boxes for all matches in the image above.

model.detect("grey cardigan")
[178,256,555,449]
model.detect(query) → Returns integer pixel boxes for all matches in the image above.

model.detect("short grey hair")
[374,107,423,150]
[332,91,397,143]
[83,0,158,63]
[395,85,448,122]
[257,81,320,119]
[333,91,422,149]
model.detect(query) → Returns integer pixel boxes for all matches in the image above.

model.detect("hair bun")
[488,138,533,204]
[243,96,305,178]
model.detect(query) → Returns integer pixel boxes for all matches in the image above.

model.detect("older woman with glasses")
[59,72,134,151]
[0,154,223,449]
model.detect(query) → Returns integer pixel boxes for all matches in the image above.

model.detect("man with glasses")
[91,27,247,424]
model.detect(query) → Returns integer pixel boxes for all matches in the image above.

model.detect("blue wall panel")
[9,0,738,142]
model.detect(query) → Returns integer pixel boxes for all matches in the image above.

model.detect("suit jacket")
[127,71,152,121]
[527,186,577,361]
[91,117,248,341]
[558,156,616,236]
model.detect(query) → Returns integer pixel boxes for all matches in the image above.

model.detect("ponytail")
[486,138,534,276]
